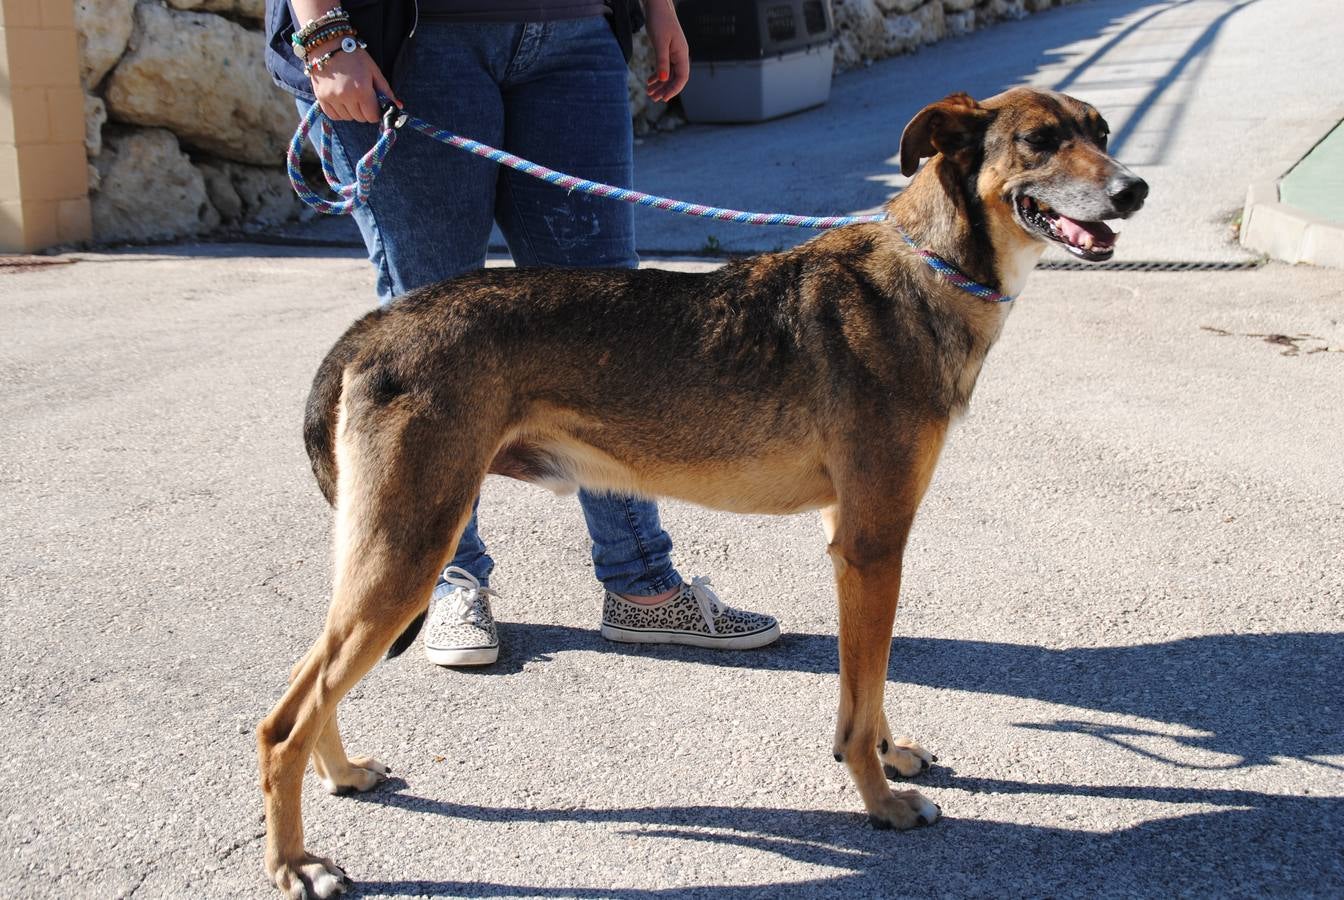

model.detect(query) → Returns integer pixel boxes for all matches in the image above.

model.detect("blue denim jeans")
[313,17,681,596]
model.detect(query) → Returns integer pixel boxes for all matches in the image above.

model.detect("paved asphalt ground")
[4,0,1344,898]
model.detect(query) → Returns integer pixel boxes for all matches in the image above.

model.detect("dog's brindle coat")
[258,88,1146,897]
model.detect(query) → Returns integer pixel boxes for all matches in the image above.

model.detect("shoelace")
[687,575,726,636]
[440,565,498,627]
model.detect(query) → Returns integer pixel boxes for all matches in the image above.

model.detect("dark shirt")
[417,1,608,21]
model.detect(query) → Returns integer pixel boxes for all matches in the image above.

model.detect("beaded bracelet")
[294,6,349,44]
[292,24,356,59]
[302,37,368,77]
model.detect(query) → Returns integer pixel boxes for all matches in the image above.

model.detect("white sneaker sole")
[600,622,780,650]
[424,644,499,666]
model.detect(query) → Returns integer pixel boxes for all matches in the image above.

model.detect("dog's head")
[900,88,1147,262]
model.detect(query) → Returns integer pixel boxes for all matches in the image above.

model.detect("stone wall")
[75,0,1075,244]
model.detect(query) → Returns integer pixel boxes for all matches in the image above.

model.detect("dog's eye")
[1096,129,1110,150]
[1021,130,1057,151]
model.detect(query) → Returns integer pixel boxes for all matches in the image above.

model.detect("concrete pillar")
[0,0,91,253]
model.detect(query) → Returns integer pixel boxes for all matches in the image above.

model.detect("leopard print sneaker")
[600,576,780,649]
[423,566,499,666]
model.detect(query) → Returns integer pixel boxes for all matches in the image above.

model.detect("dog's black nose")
[1108,174,1149,214]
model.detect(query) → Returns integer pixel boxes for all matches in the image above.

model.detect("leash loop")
[286,101,400,215]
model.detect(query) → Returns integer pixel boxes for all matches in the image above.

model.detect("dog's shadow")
[359,628,1344,896]
[348,780,1342,897]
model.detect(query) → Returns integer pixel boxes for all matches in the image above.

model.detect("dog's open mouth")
[1016,195,1117,262]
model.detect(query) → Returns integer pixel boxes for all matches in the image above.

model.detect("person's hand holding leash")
[291,1,400,123]
[311,47,400,123]
[644,0,690,102]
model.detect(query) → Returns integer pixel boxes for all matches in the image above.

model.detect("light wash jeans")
[311,17,681,596]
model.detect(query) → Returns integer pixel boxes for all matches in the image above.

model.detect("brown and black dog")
[257,87,1146,897]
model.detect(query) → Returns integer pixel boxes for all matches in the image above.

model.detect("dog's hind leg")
[312,710,392,796]
[876,712,936,780]
[825,422,946,830]
[257,406,487,898]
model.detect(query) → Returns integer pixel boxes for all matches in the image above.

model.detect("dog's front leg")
[823,429,944,829]
[827,526,940,829]
[819,512,935,784]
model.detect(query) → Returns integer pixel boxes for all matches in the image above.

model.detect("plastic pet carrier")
[675,0,837,123]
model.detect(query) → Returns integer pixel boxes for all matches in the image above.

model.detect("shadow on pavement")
[350,782,1341,897]
[1045,0,1264,163]
[454,626,1343,770]
[359,628,1343,895]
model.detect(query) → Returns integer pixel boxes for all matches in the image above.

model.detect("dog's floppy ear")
[899,93,993,177]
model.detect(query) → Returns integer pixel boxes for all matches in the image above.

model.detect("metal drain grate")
[1036,259,1264,272]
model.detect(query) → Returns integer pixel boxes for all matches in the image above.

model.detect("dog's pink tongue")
[1056,215,1116,245]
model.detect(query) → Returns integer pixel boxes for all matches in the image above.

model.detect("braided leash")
[285,102,1014,301]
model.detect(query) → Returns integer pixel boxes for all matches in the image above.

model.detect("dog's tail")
[303,311,382,507]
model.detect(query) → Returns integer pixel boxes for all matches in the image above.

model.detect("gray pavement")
[2,246,1342,898]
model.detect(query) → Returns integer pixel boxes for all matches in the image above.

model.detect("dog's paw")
[268,851,351,899]
[321,757,391,796]
[867,789,941,831]
[880,736,936,780]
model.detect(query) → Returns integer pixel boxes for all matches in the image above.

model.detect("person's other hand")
[311,47,401,123]
[644,0,690,102]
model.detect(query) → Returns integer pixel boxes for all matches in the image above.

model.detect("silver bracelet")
[303,39,367,77]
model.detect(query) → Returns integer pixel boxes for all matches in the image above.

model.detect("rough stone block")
[946,9,976,35]
[84,93,107,157]
[74,0,137,87]
[197,158,302,228]
[832,0,887,62]
[912,1,947,43]
[877,0,925,13]
[167,0,265,22]
[91,126,219,241]
[980,0,1027,22]
[104,3,296,166]
[882,13,922,55]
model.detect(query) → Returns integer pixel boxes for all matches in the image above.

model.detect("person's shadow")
[356,627,1344,896]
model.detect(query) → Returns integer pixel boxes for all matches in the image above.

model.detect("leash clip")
[382,105,408,132]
